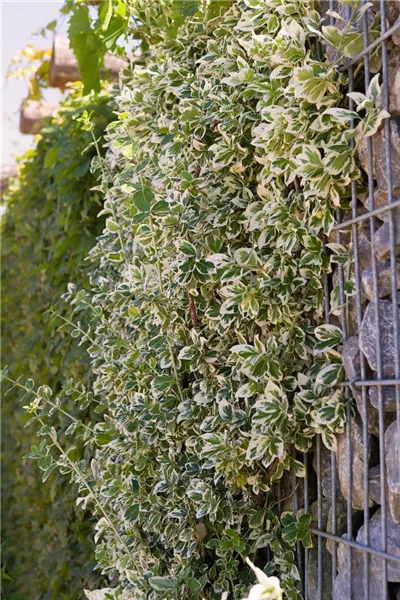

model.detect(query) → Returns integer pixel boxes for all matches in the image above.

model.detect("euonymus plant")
[2,0,389,599]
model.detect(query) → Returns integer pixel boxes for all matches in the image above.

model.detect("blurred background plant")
[7,43,53,104]
[1,83,113,600]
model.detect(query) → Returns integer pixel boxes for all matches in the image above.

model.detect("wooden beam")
[49,35,128,89]
[19,101,58,135]
[48,36,79,89]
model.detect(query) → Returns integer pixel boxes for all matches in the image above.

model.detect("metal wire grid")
[300,2,400,598]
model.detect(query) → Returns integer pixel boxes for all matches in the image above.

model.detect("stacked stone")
[305,3,400,598]
[19,101,59,135]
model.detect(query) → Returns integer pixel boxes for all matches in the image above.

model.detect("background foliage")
[1,84,113,600]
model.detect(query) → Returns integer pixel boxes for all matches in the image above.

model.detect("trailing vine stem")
[1,372,133,560]
[149,215,186,405]
[34,413,136,566]
[89,126,128,263]
[4,376,96,436]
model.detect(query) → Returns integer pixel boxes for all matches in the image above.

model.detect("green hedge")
[1,85,113,600]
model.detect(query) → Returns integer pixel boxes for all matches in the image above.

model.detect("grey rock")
[313,443,343,500]
[336,418,378,510]
[393,17,400,46]
[336,506,400,594]
[331,222,371,311]
[367,188,400,222]
[342,295,362,339]
[361,260,400,301]
[377,46,400,115]
[332,265,368,339]
[369,464,382,505]
[341,337,369,417]
[328,229,351,248]
[337,534,352,573]
[370,382,399,412]
[357,126,376,179]
[281,470,304,513]
[357,121,400,207]
[326,498,359,556]
[356,223,373,273]
[373,209,400,261]
[368,437,400,517]
[354,391,395,437]
[328,208,360,247]
[381,1,400,26]
[357,508,400,581]
[310,498,330,533]
[333,558,386,599]
[359,300,400,376]
[307,547,333,600]
[386,420,400,524]
[361,187,400,221]
[342,340,396,433]
[332,219,371,280]
[342,337,361,383]
[375,120,400,195]
[353,392,372,432]
[328,206,370,247]
[319,1,339,24]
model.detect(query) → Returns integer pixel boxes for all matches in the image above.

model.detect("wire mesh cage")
[289,1,400,598]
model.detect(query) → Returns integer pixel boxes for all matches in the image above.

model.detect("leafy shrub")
[2,1,388,599]
[1,84,113,600]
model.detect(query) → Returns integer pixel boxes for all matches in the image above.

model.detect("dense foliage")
[63,0,233,91]
[1,85,113,599]
[2,1,389,599]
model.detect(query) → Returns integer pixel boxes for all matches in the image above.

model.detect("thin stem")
[148,209,185,404]
[55,313,97,346]
[6,377,95,435]
[90,129,128,262]
[167,340,185,404]
[51,403,95,435]
[36,414,135,565]
[54,312,114,364]
[149,216,165,295]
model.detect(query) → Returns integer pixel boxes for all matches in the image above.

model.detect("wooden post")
[49,36,79,89]
[19,101,58,134]
[49,35,128,89]
[1,165,18,198]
